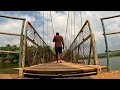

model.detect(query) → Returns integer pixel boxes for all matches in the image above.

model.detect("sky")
[0,11,120,53]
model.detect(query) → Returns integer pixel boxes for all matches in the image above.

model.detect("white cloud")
[80,11,120,53]
[0,11,120,53]
[0,12,35,46]
[0,20,22,34]
[36,11,120,52]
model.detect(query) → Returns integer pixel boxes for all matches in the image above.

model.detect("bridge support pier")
[96,67,102,75]
[18,68,24,78]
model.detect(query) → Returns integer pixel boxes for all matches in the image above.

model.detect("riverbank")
[0,70,120,79]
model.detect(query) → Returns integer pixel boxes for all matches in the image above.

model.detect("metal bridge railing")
[0,15,26,68]
[63,20,99,65]
[101,14,120,71]
[21,21,55,67]
[0,14,55,68]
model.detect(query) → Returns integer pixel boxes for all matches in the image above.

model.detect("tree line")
[98,51,120,58]
[0,44,19,63]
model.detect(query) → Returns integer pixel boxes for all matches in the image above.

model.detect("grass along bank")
[0,61,18,74]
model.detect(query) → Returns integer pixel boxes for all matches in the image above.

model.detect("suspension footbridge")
[0,12,119,79]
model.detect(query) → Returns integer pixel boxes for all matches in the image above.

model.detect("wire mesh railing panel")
[63,20,99,65]
[25,22,55,67]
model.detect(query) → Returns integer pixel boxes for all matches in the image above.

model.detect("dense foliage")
[0,44,19,63]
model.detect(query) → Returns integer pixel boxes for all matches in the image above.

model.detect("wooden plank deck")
[15,60,107,78]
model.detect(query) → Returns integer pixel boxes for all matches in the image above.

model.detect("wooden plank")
[87,65,108,69]
[85,65,108,74]
[24,68,96,74]
[61,72,97,77]
[21,60,107,77]
[24,73,59,77]
[26,61,95,70]
[58,60,93,68]
[23,60,97,74]
[24,71,97,78]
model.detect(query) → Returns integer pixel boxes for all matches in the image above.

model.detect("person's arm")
[62,37,64,49]
[62,42,64,49]
[53,36,55,42]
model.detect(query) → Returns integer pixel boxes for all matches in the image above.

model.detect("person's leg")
[59,47,62,63]
[55,47,59,63]
[59,53,62,63]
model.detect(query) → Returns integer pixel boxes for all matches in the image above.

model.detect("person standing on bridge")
[53,32,64,63]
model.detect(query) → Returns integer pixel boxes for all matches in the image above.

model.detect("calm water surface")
[98,56,120,70]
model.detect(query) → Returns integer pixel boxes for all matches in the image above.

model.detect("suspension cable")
[80,11,82,27]
[49,11,52,46]
[34,11,37,29]
[71,11,72,45]
[48,12,50,46]
[69,12,71,47]
[34,12,36,28]
[50,11,54,35]
[65,11,69,42]
[43,11,44,41]
[73,11,75,39]
[42,11,45,59]
[47,11,48,44]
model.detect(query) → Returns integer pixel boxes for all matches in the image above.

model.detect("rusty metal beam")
[0,14,25,20]
[26,36,39,47]
[101,14,120,20]
[72,34,91,51]
[0,32,22,36]
[103,31,120,35]
[27,22,47,45]
[0,50,19,53]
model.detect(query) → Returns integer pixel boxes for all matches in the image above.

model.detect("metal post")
[87,20,99,65]
[101,19,110,71]
[19,19,26,68]
[91,33,99,65]
[22,21,27,68]
[72,51,73,62]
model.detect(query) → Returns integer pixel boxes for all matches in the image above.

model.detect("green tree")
[6,44,11,51]
[11,45,18,51]
[0,44,19,63]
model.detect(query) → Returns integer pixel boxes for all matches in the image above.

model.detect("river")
[98,56,120,70]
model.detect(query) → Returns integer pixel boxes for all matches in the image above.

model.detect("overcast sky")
[0,11,120,53]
